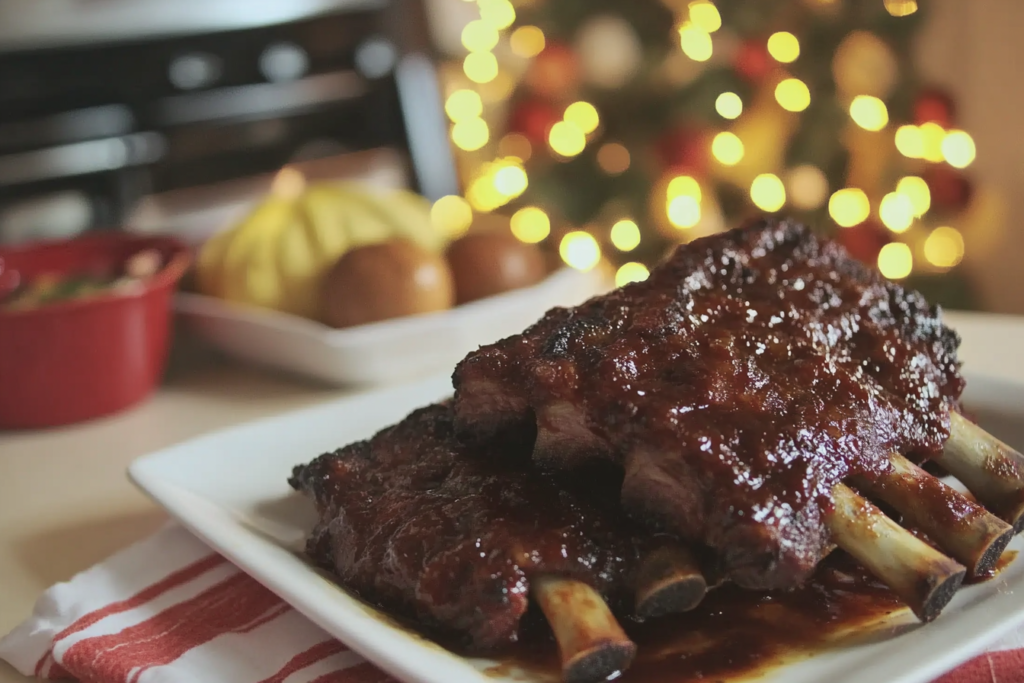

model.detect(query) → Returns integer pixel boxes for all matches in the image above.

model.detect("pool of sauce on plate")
[484,552,933,683]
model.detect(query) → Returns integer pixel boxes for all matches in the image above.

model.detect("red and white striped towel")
[1,524,1022,683]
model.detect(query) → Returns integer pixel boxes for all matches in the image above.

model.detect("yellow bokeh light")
[767,32,800,63]
[877,242,913,279]
[560,231,601,271]
[878,192,914,233]
[895,125,923,159]
[919,122,946,163]
[616,262,650,287]
[498,133,532,162]
[774,78,811,112]
[849,95,889,132]
[750,173,786,212]
[510,206,550,244]
[466,177,504,212]
[548,121,586,157]
[461,20,499,53]
[828,188,870,227]
[430,195,473,238]
[463,52,499,83]
[610,219,641,251]
[444,89,483,122]
[564,101,600,134]
[510,25,545,58]
[715,92,743,119]
[678,23,713,62]
[478,0,516,29]
[942,130,976,168]
[688,1,722,33]
[493,165,528,196]
[667,175,702,201]
[884,0,918,17]
[597,142,631,174]
[451,118,489,151]
[924,226,965,268]
[711,131,744,166]
[896,176,931,217]
[667,195,701,228]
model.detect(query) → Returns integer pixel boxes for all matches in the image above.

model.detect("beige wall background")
[918,0,1024,313]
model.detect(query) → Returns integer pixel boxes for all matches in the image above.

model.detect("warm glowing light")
[667,175,702,201]
[775,78,810,112]
[430,195,473,238]
[919,122,946,163]
[942,130,976,168]
[750,174,786,212]
[711,131,744,166]
[461,20,499,52]
[884,0,918,17]
[466,177,504,212]
[610,219,641,251]
[767,32,800,63]
[478,0,516,29]
[560,231,601,271]
[895,125,923,159]
[564,101,600,134]
[715,92,743,119]
[924,226,965,268]
[493,165,528,196]
[877,242,913,279]
[463,52,498,83]
[878,192,914,233]
[688,1,722,33]
[444,89,482,122]
[849,95,889,131]
[616,262,650,287]
[510,206,550,243]
[510,25,545,58]
[548,121,586,157]
[597,143,631,174]
[270,166,306,199]
[451,118,489,151]
[498,133,532,161]
[896,176,931,217]
[828,188,870,227]
[667,195,701,228]
[678,23,713,62]
[786,165,829,210]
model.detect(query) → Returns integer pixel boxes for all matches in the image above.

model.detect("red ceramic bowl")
[0,233,190,429]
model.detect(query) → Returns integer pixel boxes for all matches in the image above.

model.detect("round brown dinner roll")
[321,240,454,328]
[446,230,547,304]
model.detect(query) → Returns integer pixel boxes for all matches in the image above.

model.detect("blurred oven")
[0,0,457,245]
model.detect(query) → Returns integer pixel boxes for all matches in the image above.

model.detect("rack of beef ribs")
[453,218,1018,618]
[290,403,706,683]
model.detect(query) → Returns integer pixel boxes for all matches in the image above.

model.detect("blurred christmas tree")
[432,0,979,308]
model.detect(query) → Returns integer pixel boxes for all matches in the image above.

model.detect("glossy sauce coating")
[454,219,964,588]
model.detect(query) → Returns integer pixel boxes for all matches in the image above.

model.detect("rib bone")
[532,576,637,683]
[859,453,1013,578]
[634,544,707,619]
[936,412,1024,532]
[825,483,966,622]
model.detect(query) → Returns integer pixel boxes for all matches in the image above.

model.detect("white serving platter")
[130,311,1024,683]
[175,267,607,386]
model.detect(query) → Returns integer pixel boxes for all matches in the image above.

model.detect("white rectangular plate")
[130,312,1024,683]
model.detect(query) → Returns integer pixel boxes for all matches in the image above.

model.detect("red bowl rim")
[0,232,192,319]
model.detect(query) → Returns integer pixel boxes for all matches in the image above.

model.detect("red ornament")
[923,166,973,213]
[508,99,561,144]
[836,221,890,265]
[913,88,956,127]
[656,127,711,177]
[734,39,772,83]
[525,42,579,100]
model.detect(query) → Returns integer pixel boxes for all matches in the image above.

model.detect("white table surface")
[2,312,1023,683]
